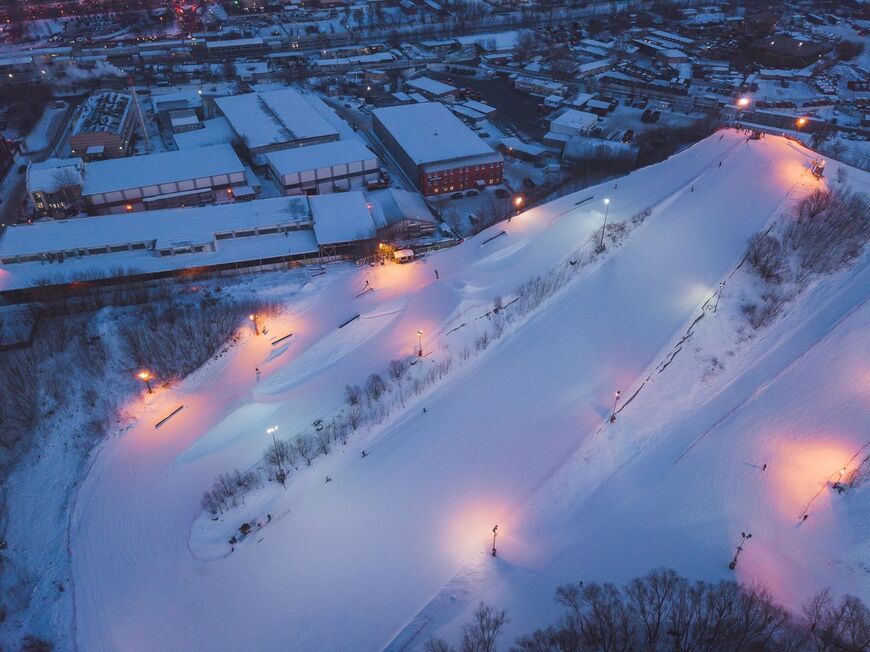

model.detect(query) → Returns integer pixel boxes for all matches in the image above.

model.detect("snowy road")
[71,133,832,650]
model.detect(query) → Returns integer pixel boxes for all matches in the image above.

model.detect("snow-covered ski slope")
[70,131,868,651]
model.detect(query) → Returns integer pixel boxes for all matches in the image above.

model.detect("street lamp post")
[137,370,153,393]
[513,195,524,215]
[491,524,498,557]
[610,389,621,423]
[417,329,423,358]
[598,198,610,251]
[249,313,259,335]
[729,531,751,570]
[796,117,807,132]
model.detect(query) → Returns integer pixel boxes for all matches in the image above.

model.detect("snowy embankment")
[68,131,864,651]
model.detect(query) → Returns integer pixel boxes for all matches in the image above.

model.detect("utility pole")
[610,389,621,423]
[729,531,751,570]
[417,329,423,357]
[491,524,498,557]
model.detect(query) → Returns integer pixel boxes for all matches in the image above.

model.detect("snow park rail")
[270,333,293,346]
[154,405,184,429]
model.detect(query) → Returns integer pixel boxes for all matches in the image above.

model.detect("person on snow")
[255,368,261,380]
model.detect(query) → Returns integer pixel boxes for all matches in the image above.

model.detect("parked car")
[450,192,464,199]
[494,188,509,198]
[522,177,536,189]
[650,110,661,123]
[622,129,635,143]
[641,108,652,122]
[466,189,478,196]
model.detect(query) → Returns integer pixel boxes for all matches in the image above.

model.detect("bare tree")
[264,438,292,487]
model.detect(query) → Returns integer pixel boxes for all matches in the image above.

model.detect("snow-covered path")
[71,133,831,650]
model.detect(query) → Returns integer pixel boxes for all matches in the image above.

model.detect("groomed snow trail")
[71,133,835,651]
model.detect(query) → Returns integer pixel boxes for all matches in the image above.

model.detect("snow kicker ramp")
[71,132,827,651]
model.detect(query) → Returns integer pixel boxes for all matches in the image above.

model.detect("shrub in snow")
[746,233,784,282]
[344,384,363,407]
[365,373,387,401]
[388,358,409,381]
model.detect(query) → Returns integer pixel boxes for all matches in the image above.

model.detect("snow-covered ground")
[34,130,867,649]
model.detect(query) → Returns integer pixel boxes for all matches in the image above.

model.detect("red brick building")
[372,102,503,196]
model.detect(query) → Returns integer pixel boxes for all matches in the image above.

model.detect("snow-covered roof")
[310,192,376,245]
[206,37,264,50]
[0,195,311,260]
[81,144,245,196]
[266,140,377,176]
[462,100,496,114]
[407,76,456,97]
[73,91,132,136]
[550,109,598,131]
[151,89,203,113]
[173,117,235,150]
[368,188,436,230]
[215,89,339,150]
[26,158,84,193]
[373,102,500,166]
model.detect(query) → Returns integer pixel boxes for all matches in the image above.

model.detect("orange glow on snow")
[768,438,855,517]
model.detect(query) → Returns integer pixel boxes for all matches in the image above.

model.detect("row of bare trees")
[426,569,869,652]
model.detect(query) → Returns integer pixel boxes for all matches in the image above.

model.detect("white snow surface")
[69,131,870,650]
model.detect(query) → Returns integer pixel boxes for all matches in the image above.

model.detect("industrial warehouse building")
[0,193,379,293]
[266,140,379,195]
[80,144,248,214]
[372,102,503,196]
[215,88,339,158]
[69,91,137,161]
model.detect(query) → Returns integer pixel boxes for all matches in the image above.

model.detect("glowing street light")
[417,329,423,357]
[249,313,259,335]
[513,194,524,214]
[610,389,621,423]
[737,97,750,108]
[796,117,808,131]
[267,425,279,447]
[137,370,153,393]
[491,524,498,557]
[598,198,611,252]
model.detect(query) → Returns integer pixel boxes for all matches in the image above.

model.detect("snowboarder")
[422,407,428,414]
[325,476,332,483]
[365,279,370,288]
[802,513,808,522]
[690,186,694,192]
[434,269,440,280]
[255,367,261,380]
[361,450,367,458]
[267,514,272,523]
[762,464,767,471]
[718,161,722,168]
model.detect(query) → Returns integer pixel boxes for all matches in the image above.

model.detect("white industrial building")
[215,88,339,157]
[548,109,599,136]
[266,140,379,195]
[80,144,247,214]
[0,192,380,292]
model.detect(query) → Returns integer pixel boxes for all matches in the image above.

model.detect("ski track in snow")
[68,132,870,651]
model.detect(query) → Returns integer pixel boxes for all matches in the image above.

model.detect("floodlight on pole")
[598,198,610,251]
[249,313,259,335]
[137,370,153,393]
[417,330,423,357]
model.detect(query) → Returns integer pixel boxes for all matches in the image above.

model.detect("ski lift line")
[675,293,869,466]
[154,405,184,429]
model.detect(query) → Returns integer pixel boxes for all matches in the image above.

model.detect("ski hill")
[67,130,869,651]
